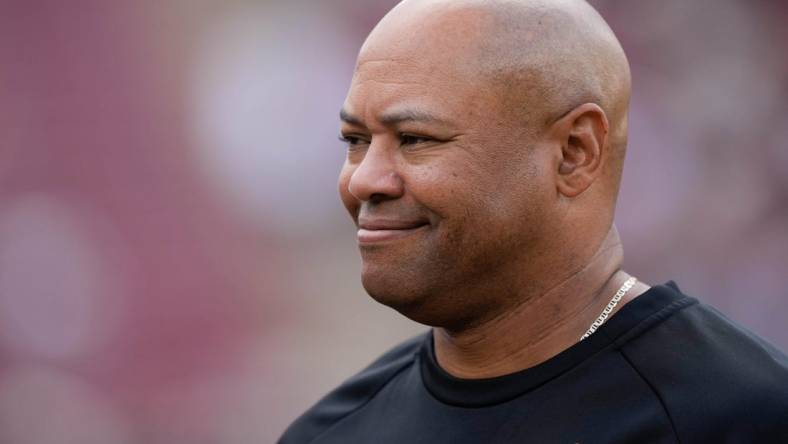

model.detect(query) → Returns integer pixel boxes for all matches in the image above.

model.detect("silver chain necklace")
[579,277,637,341]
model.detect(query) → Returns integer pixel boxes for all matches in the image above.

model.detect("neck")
[432,227,648,379]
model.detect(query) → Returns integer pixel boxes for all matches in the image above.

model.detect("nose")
[346,145,404,203]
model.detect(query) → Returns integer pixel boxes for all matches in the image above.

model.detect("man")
[280,0,788,442]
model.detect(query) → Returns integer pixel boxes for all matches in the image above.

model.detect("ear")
[551,103,609,198]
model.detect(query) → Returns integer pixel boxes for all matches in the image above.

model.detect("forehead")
[344,58,488,129]
[343,4,495,124]
[346,56,469,109]
[344,63,492,133]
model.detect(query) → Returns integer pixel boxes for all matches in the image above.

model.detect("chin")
[362,266,419,306]
[360,265,462,327]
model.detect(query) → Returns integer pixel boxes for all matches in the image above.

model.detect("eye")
[400,134,433,146]
[338,134,369,149]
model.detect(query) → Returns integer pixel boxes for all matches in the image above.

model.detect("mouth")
[357,219,430,245]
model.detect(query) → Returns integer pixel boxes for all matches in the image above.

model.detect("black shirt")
[279,282,788,443]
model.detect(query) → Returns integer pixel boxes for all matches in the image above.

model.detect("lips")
[357,218,429,244]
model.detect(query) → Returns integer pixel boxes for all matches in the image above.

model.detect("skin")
[338,0,650,379]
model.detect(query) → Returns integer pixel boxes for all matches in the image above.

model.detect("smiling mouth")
[356,221,430,244]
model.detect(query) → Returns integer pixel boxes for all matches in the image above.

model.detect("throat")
[432,297,582,379]
[432,268,646,380]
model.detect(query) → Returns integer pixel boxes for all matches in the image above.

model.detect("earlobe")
[554,103,609,198]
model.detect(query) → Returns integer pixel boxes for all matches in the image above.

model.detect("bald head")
[359,0,632,191]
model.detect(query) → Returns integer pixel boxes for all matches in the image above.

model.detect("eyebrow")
[339,108,449,127]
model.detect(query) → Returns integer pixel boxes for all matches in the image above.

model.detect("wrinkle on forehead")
[355,57,420,70]
[353,78,427,88]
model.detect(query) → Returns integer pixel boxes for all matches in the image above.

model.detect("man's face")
[337,15,557,326]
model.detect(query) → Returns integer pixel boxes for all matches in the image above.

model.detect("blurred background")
[0,0,785,442]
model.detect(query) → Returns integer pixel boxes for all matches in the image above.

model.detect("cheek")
[416,155,545,235]
[404,162,494,244]
[404,164,471,214]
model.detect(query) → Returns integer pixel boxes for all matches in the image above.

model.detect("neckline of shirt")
[418,281,694,407]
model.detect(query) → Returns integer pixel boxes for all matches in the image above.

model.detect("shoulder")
[620,285,788,441]
[278,332,427,444]
[677,302,788,438]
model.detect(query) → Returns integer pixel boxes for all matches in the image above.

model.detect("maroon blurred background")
[0,1,786,442]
